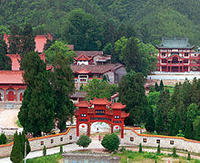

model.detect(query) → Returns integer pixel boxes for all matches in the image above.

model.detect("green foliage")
[83,79,117,100]
[59,145,63,154]
[145,107,155,133]
[0,133,7,145]
[10,132,31,163]
[43,146,46,156]
[45,40,76,64]
[18,52,55,137]
[159,80,164,91]
[76,135,91,148]
[187,152,191,160]
[172,147,178,157]
[27,154,63,163]
[0,36,11,70]
[119,71,147,126]
[101,133,120,152]
[139,143,142,153]
[155,82,159,92]
[157,145,161,154]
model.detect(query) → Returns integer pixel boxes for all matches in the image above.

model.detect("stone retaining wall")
[0,126,77,158]
[123,127,200,153]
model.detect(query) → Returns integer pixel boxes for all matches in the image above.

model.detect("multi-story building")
[156,38,200,72]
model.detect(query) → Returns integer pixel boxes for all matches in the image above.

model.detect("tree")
[83,79,118,100]
[172,147,178,157]
[187,152,191,160]
[21,24,35,59]
[76,135,91,148]
[157,144,161,154]
[50,53,74,131]
[145,107,155,133]
[18,52,55,136]
[174,112,183,135]
[43,145,46,156]
[10,132,30,163]
[62,9,103,50]
[155,82,159,92]
[59,145,63,154]
[0,133,7,145]
[101,133,120,152]
[45,40,76,64]
[139,143,142,153]
[0,36,11,70]
[159,80,164,91]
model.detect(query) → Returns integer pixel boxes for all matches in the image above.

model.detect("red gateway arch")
[75,98,129,138]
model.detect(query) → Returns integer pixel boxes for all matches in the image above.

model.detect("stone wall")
[0,126,77,158]
[123,127,200,153]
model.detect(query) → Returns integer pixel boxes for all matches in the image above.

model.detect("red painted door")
[20,93,23,101]
[8,91,15,101]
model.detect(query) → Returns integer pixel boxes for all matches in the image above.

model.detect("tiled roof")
[157,37,194,49]
[71,64,116,74]
[0,71,24,84]
[6,54,21,71]
[90,97,112,105]
[76,68,91,74]
[121,112,129,118]
[110,103,126,109]
[75,101,91,107]
[75,51,103,57]
[74,54,92,61]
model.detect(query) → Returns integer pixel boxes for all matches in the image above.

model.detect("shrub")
[76,135,91,148]
[187,152,191,160]
[157,144,160,154]
[172,147,178,157]
[43,146,47,156]
[0,133,7,145]
[60,145,63,154]
[120,146,126,152]
[101,133,120,152]
[139,143,142,153]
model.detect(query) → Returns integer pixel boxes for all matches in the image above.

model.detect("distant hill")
[0,0,200,47]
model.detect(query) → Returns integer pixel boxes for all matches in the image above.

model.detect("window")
[143,138,147,143]
[41,141,44,145]
[170,140,174,145]
[115,116,120,119]
[184,53,189,57]
[161,53,166,57]
[183,59,188,63]
[95,110,105,115]
[60,137,63,141]
[69,136,72,140]
[156,139,160,144]
[81,114,86,117]
[51,139,54,143]
[130,137,134,142]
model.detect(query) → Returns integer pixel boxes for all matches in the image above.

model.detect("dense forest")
[1,0,200,51]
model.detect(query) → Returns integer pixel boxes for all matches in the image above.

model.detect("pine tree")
[145,107,155,133]
[43,145,46,156]
[10,132,23,163]
[0,133,7,144]
[0,36,11,70]
[21,24,35,60]
[18,52,55,136]
[50,53,74,132]
[139,143,142,153]
[172,148,178,157]
[187,152,191,160]
[184,118,194,139]
[60,145,63,154]
[155,82,159,92]
[159,80,164,91]
[175,112,183,135]
[157,144,161,154]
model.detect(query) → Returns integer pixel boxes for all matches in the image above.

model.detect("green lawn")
[27,153,63,163]
[165,85,175,94]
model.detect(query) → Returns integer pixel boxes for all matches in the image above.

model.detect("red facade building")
[75,98,129,138]
[156,38,200,72]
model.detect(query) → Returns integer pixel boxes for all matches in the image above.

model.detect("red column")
[87,123,90,137]
[15,89,18,102]
[77,122,79,137]
[3,89,6,102]
[111,124,113,133]
[121,125,124,138]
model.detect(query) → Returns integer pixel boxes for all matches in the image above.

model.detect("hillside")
[0,0,200,49]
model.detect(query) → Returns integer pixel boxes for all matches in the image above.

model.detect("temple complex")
[75,98,129,138]
[156,38,200,72]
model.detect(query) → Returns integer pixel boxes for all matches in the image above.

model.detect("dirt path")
[0,109,19,128]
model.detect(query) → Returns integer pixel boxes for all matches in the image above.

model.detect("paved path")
[0,109,19,128]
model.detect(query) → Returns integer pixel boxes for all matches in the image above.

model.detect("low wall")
[0,127,23,135]
[0,126,77,158]
[123,127,200,153]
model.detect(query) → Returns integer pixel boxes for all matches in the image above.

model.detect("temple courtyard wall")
[0,126,200,158]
